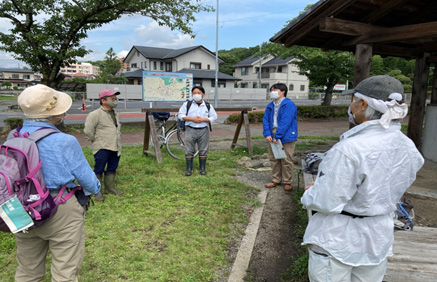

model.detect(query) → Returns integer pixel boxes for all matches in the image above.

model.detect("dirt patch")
[238,170,304,282]
[404,194,437,227]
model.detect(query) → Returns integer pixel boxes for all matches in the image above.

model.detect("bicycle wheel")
[165,130,199,160]
[150,123,165,149]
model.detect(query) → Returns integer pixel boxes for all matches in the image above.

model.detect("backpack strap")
[204,101,212,132]
[186,100,193,116]
[52,184,79,206]
[27,128,60,142]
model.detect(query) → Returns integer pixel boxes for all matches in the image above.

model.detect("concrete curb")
[228,189,268,282]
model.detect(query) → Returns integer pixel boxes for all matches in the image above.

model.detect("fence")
[85,83,307,101]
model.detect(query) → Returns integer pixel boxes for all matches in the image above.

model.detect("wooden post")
[408,52,430,149]
[353,44,373,87]
[143,111,163,163]
[242,110,253,156]
[231,109,253,156]
[431,63,437,105]
[349,44,373,128]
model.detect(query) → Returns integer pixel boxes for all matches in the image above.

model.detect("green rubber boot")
[104,172,123,195]
[95,174,105,201]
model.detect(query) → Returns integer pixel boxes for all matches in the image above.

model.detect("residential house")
[233,55,309,98]
[60,62,100,79]
[123,45,240,87]
[118,58,129,73]
[0,68,38,88]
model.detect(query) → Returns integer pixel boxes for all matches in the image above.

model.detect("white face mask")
[193,94,202,102]
[347,106,357,125]
[348,106,363,125]
[270,91,280,99]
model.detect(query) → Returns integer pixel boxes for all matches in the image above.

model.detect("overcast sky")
[0,0,315,68]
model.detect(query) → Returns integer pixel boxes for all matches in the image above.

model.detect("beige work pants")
[15,196,86,282]
[268,140,296,184]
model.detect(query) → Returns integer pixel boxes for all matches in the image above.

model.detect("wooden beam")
[281,0,359,47]
[319,17,377,36]
[426,56,437,63]
[346,21,437,46]
[407,53,430,149]
[361,0,409,23]
[373,44,422,59]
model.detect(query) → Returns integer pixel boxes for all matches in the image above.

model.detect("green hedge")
[224,105,349,124]
[3,117,23,129]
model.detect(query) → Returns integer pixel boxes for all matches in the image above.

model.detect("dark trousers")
[94,149,120,175]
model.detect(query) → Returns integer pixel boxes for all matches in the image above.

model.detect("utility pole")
[214,0,219,108]
[258,45,262,89]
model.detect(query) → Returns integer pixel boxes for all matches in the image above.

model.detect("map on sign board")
[142,71,193,101]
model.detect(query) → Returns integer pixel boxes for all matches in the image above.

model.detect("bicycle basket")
[153,112,170,121]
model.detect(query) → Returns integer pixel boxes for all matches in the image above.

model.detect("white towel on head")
[354,92,408,128]
[388,92,403,102]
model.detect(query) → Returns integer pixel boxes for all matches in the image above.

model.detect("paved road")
[0,99,351,127]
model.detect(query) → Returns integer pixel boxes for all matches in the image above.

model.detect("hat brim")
[341,89,355,95]
[26,90,72,118]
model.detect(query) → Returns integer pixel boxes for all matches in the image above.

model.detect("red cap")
[99,90,120,99]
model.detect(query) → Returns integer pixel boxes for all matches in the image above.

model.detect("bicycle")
[150,112,198,160]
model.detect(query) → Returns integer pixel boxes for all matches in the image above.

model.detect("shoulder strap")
[205,101,210,112]
[27,128,60,142]
[186,100,193,115]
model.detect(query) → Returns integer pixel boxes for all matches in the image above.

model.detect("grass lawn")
[0,95,17,100]
[0,145,264,281]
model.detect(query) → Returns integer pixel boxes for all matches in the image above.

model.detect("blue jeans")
[94,149,120,175]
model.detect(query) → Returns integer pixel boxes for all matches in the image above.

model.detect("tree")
[0,0,211,88]
[2,81,12,89]
[218,46,259,76]
[93,48,126,84]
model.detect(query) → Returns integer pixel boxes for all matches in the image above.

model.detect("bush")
[224,111,265,124]
[4,117,23,130]
[224,106,348,124]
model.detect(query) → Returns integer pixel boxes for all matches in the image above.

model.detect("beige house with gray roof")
[233,55,309,98]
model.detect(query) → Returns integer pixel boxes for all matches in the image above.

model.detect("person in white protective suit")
[301,75,424,282]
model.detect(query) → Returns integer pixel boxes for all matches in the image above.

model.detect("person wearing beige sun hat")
[13,84,101,281]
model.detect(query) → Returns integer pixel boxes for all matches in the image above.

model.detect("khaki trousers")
[15,196,86,282]
[268,140,296,184]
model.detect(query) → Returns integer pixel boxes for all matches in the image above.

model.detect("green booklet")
[0,196,34,233]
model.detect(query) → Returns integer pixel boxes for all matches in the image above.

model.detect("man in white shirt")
[178,86,217,176]
[301,75,424,282]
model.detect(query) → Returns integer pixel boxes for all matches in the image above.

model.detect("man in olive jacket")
[84,90,123,201]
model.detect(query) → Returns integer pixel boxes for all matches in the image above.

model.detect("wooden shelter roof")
[270,0,437,59]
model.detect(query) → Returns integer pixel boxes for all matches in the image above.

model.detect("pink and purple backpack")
[0,128,76,233]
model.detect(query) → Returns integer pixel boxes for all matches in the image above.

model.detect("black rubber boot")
[185,157,193,176]
[95,174,105,201]
[199,156,207,175]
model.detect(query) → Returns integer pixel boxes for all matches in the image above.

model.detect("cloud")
[117,50,129,59]
[134,21,195,48]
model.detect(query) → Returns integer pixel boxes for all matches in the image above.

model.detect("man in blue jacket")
[263,83,298,191]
